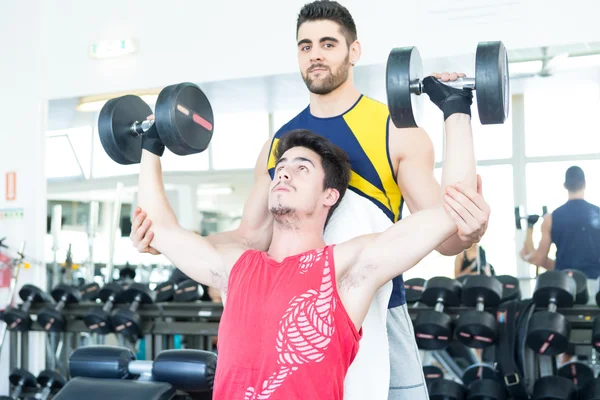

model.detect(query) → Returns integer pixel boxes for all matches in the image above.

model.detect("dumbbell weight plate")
[98,95,152,165]
[532,376,576,400]
[414,310,453,350]
[37,369,67,391]
[9,368,37,390]
[526,311,570,356]
[4,284,52,332]
[155,82,214,156]
[467,379,506,400]
[564,269,589,305]
[174,279,203,302]
[386,46,424,129]
[38,284,81,332]
[496,275,521,302]
[84,308,112,334]
[404,278,426,304]
[429,379,466,400]
[475,41,509,125]
[423,365,443,387]
[533,270,577,308]
[155,281,175,303]
[111,308,142,339]
[455,310,497,348]
[79,282,101,302]
[462,363,498,388]
[557,361,594,390]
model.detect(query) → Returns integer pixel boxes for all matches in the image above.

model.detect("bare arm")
[521,214,554,270]
[138,150,245,289]
[454,252,464,278]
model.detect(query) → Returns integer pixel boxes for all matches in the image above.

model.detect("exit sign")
[89,39,136,59]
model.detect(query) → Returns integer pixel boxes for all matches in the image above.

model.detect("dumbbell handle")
[12,378,25,397]
[413,77,476,95]
[40,384,52,398]
[475,297,485,312]
[129,294,142,313]
[130,119,155,137]
[55,296,68,313]
[20,295,35,313]
[434,298,445,313]
[102,297,115,313]
[548,300,557,313]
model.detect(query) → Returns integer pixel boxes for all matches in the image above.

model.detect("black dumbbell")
[532,376,576,400]
[462,363,505,400]
[111,282,156,338]
[174,279,205,302]
[3,285,53,332]
[83,282,123,334]
[455,275,503,348]
[155,280,175,302]
[515,205,548,230]
[0,369,38,399]
[404,278,426,304]
[583,377,600,400]
[557,361,594,393]
[429,379,465,400]
[423,365,443,389]
[413,277,462,350]
[78,282,101,302]
[37,284,82,332]
[496,275,521,302]
[564,269,589,304]
[526,270,576,356]
[36,370,67,400]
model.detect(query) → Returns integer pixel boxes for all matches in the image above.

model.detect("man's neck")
[569,190,585,200]
[308,80,361,118]
[267,218,326,262]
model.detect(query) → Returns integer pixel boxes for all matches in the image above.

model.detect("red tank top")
[214,245,361,399]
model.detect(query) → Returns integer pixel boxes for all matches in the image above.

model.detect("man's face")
[268,146,332,222]
[297,20,352,95]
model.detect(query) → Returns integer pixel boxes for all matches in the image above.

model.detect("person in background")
[454,243,495,278]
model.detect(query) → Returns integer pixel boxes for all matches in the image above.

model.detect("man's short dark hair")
[565,166,586,192]
[296,0,357,47]
[274,129,351,223]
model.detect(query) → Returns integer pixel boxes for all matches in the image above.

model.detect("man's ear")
[349,40,361,66]
[324,188,340,207]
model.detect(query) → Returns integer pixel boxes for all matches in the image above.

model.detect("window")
[211,112,269,170]
[403,164,516,280]
[525,84,600,157]
[161,149,209,172]
[46,127,93,179]
[273,109,302,134]
[471,97,513,160]
[91,127,139,178]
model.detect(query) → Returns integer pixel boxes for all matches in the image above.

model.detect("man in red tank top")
[134,76,480,398]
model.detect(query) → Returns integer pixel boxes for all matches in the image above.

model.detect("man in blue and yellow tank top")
[130,1,491,399]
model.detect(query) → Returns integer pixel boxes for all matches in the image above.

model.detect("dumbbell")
[155,280,176,302]
[413,277,462,350]
[174,279,205,302]
[36,370,67,400]
[532,376,576,400]
[37,284,82,332]
[455,275,503,348]
[83,282,123,334]
[496,275,521,302]
[429,379,466,400]
[98,82,214,165]
[526,270,576,356]
[462,363,506,400]
[515,205,548,230]
[111,282,156,338]
[386,41,509,129]
[0,369,37,399]
[3,284,53,332]
[78,282,100,302]
[557,361,594,393]
[405,278,426,304]
[564,269,589,304]
[423,365,443,389]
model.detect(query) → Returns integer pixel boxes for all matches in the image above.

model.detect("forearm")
[138,150,179,231]
[522,228,536,254]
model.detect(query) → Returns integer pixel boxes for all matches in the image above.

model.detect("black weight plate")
[51,283,81,304]
[429,379,466,400]
[526,311,570,356]
[3,308,32,332]
[118,282,156,304]
[564,269,589,305]
[98,95,151,165]
[421,277,462,307]
[414,310,453,350]
[155,281,175,303]
[593,316,600,351]
[111,308,142,338]
[475,41,509,125]
[496,275,521,302]
[533,270,576,307]
[37,370,67,389]
[19,284,51,304]
[532,376,576,400]
[174,279,202,302]
[9,368,36,388]
[467,378,506,400]
[455,310,497,348]
[386,46,423,129]
[423,365,444,384]
[462,275,503,307]
[584,378,600,400]
[404,278,426,303]
[37,307,66,332]
[155,82,214,156]
[462,363,498,387]
[99,282,123,303]
[84,308,112,334]
[558,361,594,389]
[79,282,100,302]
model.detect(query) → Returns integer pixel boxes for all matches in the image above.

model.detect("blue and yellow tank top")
[267,95,407,307]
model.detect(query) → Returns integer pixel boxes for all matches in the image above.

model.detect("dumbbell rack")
[9,302,223,375]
